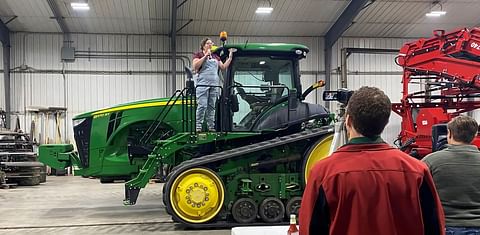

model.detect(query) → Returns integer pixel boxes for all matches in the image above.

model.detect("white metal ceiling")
[0,0,479,37]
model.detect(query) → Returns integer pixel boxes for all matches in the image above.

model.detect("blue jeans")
[446,226,480,235]
[196,86,218,130]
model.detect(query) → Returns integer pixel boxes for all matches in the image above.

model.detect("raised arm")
[219,48,235,71]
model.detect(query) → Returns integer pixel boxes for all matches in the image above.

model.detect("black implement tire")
[100,177,115,184]
[39,166,47,183]
[18,176,40,186]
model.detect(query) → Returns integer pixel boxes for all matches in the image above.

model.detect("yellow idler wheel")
[169,168,225,224]
[303,134,334,183]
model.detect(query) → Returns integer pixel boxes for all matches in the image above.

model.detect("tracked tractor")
[39,42,336,226]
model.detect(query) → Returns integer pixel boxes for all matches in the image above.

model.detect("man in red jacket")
[299,86,445,235]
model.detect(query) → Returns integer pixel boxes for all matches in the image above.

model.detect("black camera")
[323,89,354,105]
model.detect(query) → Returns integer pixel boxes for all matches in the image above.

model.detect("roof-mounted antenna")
[244,40,249,48]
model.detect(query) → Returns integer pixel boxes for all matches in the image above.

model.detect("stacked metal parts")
[0,109,45,188]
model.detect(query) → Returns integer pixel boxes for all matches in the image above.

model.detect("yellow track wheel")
[169,168,225,223]
[303,134,333,183]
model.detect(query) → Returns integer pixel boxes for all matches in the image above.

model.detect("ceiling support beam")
[46,0,72,48]
[46,0,69,34]
[0,19,9,46]
[4,16,17,25]
[0,19,10,128]
[176,19,193,33]
[323,0,370,91]
[177,0,188,9]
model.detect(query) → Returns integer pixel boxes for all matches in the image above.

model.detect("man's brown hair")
[447,115,478,144]
[346,86,391,138]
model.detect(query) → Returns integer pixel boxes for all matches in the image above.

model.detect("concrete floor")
[0,176,230,235]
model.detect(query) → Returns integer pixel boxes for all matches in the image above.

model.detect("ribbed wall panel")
[331,37,415,144]
[9,33,63,70]
[8,32,172,141]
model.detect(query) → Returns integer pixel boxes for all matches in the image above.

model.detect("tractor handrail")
[139,89,185,144]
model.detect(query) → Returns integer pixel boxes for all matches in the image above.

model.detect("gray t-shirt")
[422,144,480,227]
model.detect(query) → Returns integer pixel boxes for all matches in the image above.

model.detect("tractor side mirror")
[289,89,298,110]
[230,94,239,112]
[184,67,195,95]
[184,67,193,80]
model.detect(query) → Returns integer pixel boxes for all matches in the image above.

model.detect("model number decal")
[471,42,480,50]
[93,113,109,119]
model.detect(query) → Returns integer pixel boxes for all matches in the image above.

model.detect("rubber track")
[163,126,333,228]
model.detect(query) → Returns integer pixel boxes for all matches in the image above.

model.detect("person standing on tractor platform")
[299,86,445,235]
[192,37,234,132]
[422,116,480,235]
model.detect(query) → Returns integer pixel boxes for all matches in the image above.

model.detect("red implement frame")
[392,27,480,158]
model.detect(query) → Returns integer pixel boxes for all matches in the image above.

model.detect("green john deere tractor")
[39,43,336,227]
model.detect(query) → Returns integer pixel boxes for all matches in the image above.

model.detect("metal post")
[340,48,347,88]
[169,0,178,96]
[0,19,11,129]
[325,47,332,91]
[3,44,10,129]
[324,0,370,91]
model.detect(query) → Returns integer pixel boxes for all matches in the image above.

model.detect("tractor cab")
[213,43,329,133]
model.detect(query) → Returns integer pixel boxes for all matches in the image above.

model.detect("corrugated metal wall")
[6,32,410,144]
[9,33,173,143]
[331,37,414,144]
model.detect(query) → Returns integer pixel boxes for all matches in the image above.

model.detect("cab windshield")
[230,56,295,131]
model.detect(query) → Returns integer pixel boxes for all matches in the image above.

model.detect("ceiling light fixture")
[426,1,446,17]
[256,0,273,14]
[71,2,90,11]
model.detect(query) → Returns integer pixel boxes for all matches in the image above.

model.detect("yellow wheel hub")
[170,168,225,223]
[304,134,333,182]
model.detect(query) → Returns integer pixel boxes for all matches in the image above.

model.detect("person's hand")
[205,49,212,59]
[228,48,236,57]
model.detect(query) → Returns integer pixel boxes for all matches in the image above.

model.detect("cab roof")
[223,43,309,54]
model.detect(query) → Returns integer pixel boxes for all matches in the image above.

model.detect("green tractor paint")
[39,43,336,227]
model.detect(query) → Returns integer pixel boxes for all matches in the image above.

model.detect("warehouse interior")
[1,0,480,234]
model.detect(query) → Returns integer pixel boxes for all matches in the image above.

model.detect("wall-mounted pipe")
[3,69,402,76]
[6,69,191,75]
[340,47,399,88]
[74,52,191,68]
[75,50,194,55]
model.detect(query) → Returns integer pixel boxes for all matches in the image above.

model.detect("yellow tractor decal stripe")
[92,100,191,116]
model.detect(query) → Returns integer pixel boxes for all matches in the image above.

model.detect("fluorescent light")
[426,12,441,17]
[71,2,90,10]
[430,11,446,15]
[256,7,273,14]
[259,61,266,65]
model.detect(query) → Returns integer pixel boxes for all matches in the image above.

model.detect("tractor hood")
[73,97,174,119]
